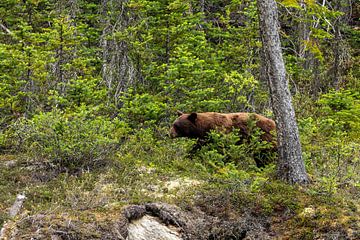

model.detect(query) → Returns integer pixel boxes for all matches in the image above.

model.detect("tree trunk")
[331,0,352,90]
[100,0,137,107]
[257,0,309,184]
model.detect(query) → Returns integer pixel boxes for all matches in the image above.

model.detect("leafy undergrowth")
[1,130,359,239]
[1,101,359,238]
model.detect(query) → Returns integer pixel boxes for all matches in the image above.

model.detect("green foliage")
[6,109,129,172]
[116,127,195,174]
[0,41,29,121]
[278,0,347,94]
[123,0,267,113]
[223,71,261,110]
[48,77,107,111]
[194,128,276,175]
[308,134,359,195]
[195,130,251,172]
[0,1,359,238]
[118,91,168,127]
[317,90,360,136]
[298,90,360,194]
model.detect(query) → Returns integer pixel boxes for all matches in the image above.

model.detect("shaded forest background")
[0,0,359,239]
[1,0,358,123]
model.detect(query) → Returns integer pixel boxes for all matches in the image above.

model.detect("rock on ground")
[2,202,272,239]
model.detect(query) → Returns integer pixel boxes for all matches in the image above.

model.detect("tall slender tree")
[257,0,309,184]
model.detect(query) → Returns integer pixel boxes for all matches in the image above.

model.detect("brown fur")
[170,112,277,167]
[170,112,276,143]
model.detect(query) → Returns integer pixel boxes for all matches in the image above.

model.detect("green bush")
[194,129,276,174]
[118,91,168,128]
[317,90,360,137]
[7,109,129,172]
[303,133,360,194]
[117,127,195,173]
[298,90,360,193]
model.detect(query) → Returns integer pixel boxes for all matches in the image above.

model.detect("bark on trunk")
[257,0,309,184]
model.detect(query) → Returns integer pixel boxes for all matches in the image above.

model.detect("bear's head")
[170,111,203,138]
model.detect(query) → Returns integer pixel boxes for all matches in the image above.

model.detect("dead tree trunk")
[100,0,138,108]
[257,0,309,184]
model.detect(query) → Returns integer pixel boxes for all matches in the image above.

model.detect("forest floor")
[0,153,359,239]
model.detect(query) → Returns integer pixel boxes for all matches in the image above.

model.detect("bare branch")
[0,20,12,35]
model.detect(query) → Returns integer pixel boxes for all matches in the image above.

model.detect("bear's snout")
[169,126,178,138]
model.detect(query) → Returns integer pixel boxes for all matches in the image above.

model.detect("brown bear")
[170,111,277,167]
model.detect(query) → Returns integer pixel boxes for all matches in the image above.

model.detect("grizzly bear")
[170,111,277,167]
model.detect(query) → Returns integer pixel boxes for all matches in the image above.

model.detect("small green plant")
[7,108,129,172]
[318,90,360,137]
[118,91,168,128]
[194,128,276,175]
[298,90,360,195]
[116,126,195,175]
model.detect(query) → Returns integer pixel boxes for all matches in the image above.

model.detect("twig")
[0,22,12,35]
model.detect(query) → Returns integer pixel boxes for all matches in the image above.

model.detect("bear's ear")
[176,110,184,116]
[188,112,197,123]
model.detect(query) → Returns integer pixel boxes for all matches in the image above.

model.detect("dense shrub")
[118,91,168,128]
[117,127,195,172]
[298,90,360,193]
[194,129,276,174]
[317,90,360,137]
[7,109,129,172]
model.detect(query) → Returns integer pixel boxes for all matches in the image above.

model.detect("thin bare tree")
[100,0,138,107]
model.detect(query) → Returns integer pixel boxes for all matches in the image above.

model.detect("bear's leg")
[253,148,276,168]
[189,138,207,156]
